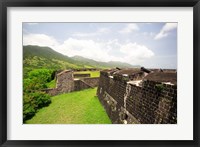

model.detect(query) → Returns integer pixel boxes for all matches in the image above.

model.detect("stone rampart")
[97,68,177,124]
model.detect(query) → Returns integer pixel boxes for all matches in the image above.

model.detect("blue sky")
[23,22,177,69]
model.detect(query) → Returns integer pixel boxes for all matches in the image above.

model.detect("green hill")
[72,55,136,68]
[23,45,138,76]
[23,45,85,69]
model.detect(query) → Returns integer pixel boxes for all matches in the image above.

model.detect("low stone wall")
[74,73,90,78]
[82,77,99,87]
[74,80,92,91]
[42,88,60,96]
[74,77,99,91]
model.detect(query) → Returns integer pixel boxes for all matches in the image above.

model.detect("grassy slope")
[26,88,111,124]
[23,45,84,71]
[46,78,56,88]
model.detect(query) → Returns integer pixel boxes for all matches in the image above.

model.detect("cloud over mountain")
[23,33,154,65]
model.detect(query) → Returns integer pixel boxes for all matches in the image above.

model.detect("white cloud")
[120,43,154,63]
[72,27,110,37]
[56,38,111,62]
[154,23,177,40]
[23,33,154,65]
[55,38,154,64]
[119,24,139,34]
[23,34,59,48]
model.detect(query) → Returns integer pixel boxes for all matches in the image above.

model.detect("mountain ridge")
[23,45,139,72]
[71,55,138,68]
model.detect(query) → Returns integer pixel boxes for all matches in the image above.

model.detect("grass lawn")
[26,88,111,124]
[46,78,56,88]
[74,71,100,78]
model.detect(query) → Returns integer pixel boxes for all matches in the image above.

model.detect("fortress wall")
[97,70,177,124]
[44,68,176,124]
[126,81,177,124]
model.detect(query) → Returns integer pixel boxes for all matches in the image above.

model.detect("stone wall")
[44,70,74,96]
[97,69,177,124]
[82,77,99,87]
[56,70,74,93]
[74,80,92,91]
[45,70,99,96]
[74,77,99,91]
[42,88,59,96]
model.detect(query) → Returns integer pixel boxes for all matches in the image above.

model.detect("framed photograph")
[0,0,199,146]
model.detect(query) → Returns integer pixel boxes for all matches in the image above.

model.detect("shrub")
[23,92,51,122]
[28,69,53,83]
[23,69,53,122]
[23,103,36,121]
[33,92,51,109]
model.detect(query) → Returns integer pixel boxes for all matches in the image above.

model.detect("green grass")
[46,78,56,88]
[74,71,100,78]
[25,88,111,124]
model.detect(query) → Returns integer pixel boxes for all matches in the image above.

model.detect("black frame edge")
[0,3,7,147]
[0,1,8,146]
[0,0,199,147]
[0,0,199,7]
[193,1,200,146]
[0,1,3,146]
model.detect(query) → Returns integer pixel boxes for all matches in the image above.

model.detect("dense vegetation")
[26,88,111,124]
[23,69,55,122]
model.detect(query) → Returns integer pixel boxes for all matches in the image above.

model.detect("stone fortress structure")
[43,67,177,124]
[43,70,99,96]
[97,67,177,124]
